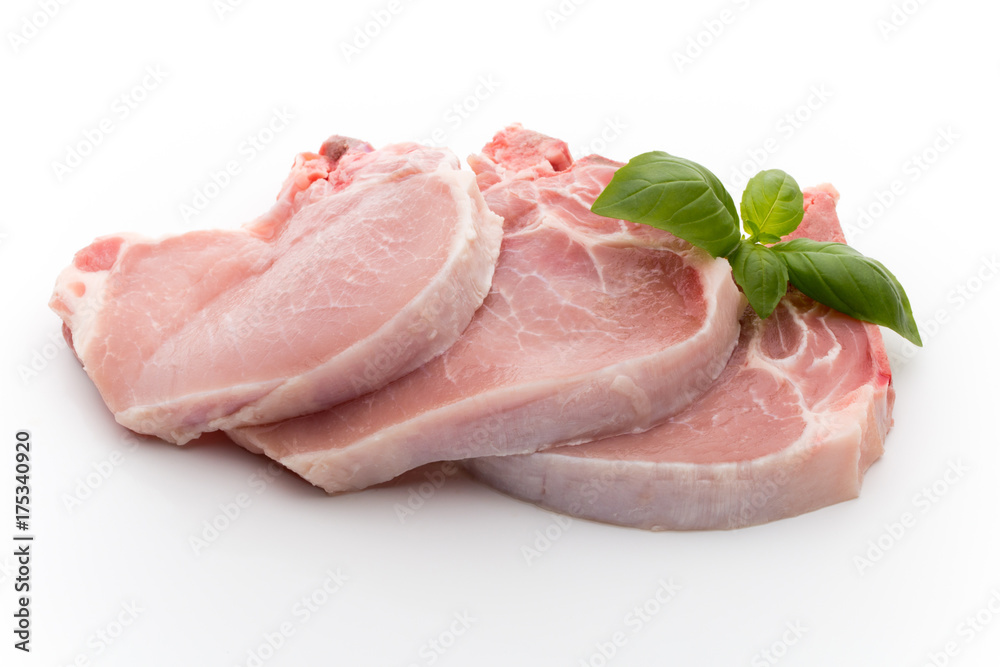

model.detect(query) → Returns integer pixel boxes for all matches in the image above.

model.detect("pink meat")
[465,185,896,530]
[49,137,503,444]
[227,125,745,493]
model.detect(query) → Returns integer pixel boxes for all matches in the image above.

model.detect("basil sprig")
[727,240,789,319]
[591,152,741,258]
[740,169,803,243]
[771,239,922,345]
[591,153,922,346]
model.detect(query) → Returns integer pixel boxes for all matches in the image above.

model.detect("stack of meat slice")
[226,126,744,493]
[50,125,896,530]
[50,137,503,444]
[466,184,896,529]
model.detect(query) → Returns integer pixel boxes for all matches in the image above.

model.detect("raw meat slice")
[227,125,744,493]
[49,136,503,444]
[465,185,895,530]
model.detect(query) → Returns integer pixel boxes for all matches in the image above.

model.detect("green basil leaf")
[727,241,789,319]
[740,169,804,240]
[771,239,922,346]
[756,232,782,244]
[591,151,741,258]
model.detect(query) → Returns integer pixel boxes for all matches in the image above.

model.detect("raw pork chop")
[49,137,503,444]
[227,125,744,493]
[466,185,895,530]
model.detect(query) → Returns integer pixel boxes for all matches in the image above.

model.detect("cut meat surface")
[49,136,503,444]
[228,125,744,493]
[465,185,896,530]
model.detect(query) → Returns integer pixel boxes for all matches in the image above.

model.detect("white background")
[2,0,999,665]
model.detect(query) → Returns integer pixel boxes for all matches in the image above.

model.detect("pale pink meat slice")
[227,125,744,493]
[466,185,896,530]
[49,137,503,444]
